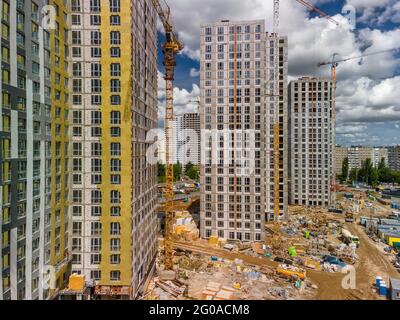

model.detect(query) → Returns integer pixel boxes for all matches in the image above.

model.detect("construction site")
[50,0,400,303]
[139,186,400,301]
[140,0,400,302]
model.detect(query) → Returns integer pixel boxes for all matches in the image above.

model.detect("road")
[347,223,398,299]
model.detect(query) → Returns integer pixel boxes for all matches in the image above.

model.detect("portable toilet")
[376,276,382,288]
[380,283,387,297]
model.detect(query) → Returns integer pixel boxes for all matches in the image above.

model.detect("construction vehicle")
[152,0,183,270]
[341,228,360,247]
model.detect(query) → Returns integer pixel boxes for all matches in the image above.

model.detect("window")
[110,143,121,156]
[91,31,101,45]
[110,254,120,264]
[110,222,120,235]
[111,95,120,105]
[91,270,101,281]
[90,15,101,25]
[109,0,120,12]
[110,15,120,25]
[110,206,121,217]
[110,79,120,92]
[91,63,102,77]
[90,254,101,265]
[72,31,81,45]
[110,63,121,76]
[110,270,120,281]
[110,31,120,45]
[111,191,121,204]
[91,206,102,217]
[91,222,102,236]
[110,238,120,251]
[110,159,121,172]
[91,190,102,204]
[110,111,120,124]
[110,47,120,57]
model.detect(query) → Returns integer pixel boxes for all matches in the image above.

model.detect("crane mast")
[152,0,183,270]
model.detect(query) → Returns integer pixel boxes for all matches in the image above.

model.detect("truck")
[341,228,360,247]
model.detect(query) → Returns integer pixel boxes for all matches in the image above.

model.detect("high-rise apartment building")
[199,20,288,242]
[69,0,158,299]
[388,146,400,171]
[0,0,70,300]
[174,112,200,166]
[288,78,335,207]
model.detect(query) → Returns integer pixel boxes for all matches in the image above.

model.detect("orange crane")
[295,0,340,26]
[152,0,183,270]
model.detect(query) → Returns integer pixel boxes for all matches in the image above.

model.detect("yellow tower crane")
[152,0,183,270]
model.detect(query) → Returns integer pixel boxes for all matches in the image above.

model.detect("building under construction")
[288,77,335,207]
[69,0,159,299]
[199,20,288,242]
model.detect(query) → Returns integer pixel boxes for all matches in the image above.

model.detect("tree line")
[339,157,400,186]
[157,161,200,183]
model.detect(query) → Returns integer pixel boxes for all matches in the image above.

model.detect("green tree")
[361,158,373,185]
[174,162,182,181]
[349,168,358,183]
[185,162,194,175]
[157,162,166,183]
[186,166,200,181]
[340,157,349,183]
[370,167,379,187]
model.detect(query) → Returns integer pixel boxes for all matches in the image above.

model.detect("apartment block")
[288,78,335,207]
[174,112,200,166]
[199,20,288,242]
[334,146,388,175]
[69,0,158,299]
[0,0,70,300]
[388,146,400,171]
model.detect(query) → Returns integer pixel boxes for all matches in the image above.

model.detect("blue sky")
[157,0,400,147]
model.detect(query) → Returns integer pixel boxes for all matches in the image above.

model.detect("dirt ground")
[174,218,399,300]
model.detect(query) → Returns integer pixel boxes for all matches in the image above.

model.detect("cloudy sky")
[156,0,400,147]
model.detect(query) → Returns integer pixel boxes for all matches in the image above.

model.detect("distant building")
[388,146,400,171]
[174,113,200,165]
[334,146,388,175]
[288,78,335,207]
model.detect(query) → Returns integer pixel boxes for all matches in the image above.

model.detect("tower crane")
[152,0,183,270]
[295,0,340,26]
[318,48,400,85]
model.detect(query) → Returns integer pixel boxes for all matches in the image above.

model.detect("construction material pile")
[172,210,199,241]
[144,248,318,300]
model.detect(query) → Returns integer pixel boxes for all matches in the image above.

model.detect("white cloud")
[156,0,400,136]
[346,0,400,25]
[189,68,200,77]
[336,76,400,123]
[157,71,199,123]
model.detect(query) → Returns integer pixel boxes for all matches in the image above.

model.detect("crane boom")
[295,0,340,26]
[319,48,400,67]
[152,0,183,270]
